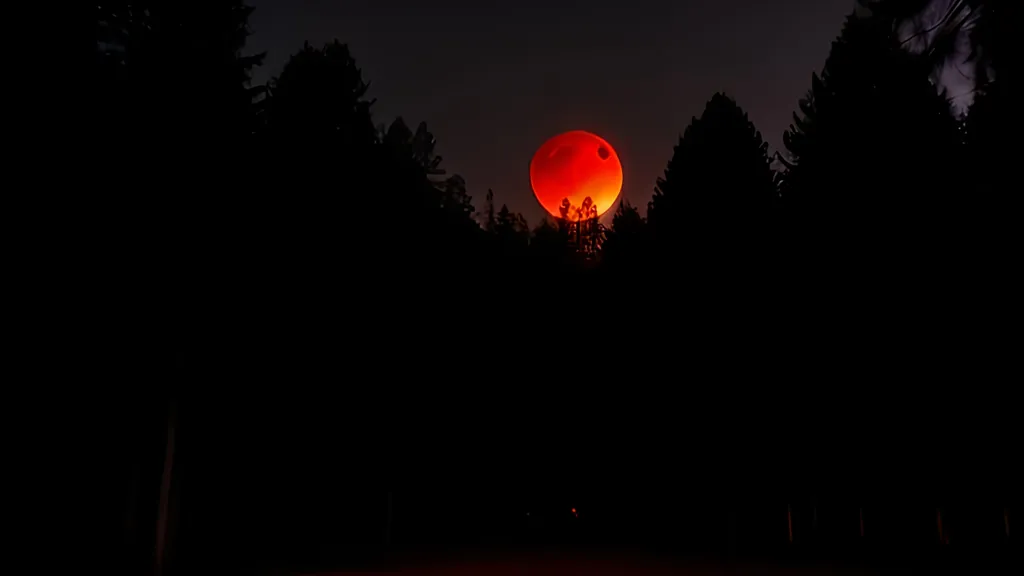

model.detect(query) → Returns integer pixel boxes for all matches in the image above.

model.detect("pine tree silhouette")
[265,41,376,148]
[495,205,530,245]
[647,93,777,265]
[378,117,484,271]
[601,200,648,275]
[257,42,486,283]
[958,66,1015,280]
[779,8,959,266]
[92,5,267,575]
[529,216,572,274]
[251,41,381,284]
[95,1,265,147]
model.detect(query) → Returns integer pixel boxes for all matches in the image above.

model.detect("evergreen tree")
[482,190,498,234]
[780,8,960,260]
[430,172,486,269]
[494,205,530,253]
[250,41,378,284]
[481,189,539,267]
[95,1,265,145]
[92,1,267,288]
[91,6,266,574]
[647,93,777,260]
[957,75,1017,277]
[265,41,376,150]
[90,1,267,286]
[871,1,1016,277]
[530,217,571,262]
[378,118,480,245]
[380,117,447,216]
[601,200,648,273]
[437,175,478,230]
[261,39,377,216]
[253,41,488,312]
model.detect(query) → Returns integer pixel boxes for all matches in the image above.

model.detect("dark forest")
[87,1,1015,575]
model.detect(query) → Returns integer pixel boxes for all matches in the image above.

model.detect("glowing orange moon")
[530,131,623,220]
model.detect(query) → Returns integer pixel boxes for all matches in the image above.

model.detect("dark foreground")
[96,397,1013,576]
[306,546,1014,576]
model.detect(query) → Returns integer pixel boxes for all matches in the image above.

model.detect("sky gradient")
[248,0,859,225]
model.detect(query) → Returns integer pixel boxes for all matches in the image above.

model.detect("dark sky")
[248,0,858,225]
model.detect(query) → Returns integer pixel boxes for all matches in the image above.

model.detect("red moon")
[530,131,623,220]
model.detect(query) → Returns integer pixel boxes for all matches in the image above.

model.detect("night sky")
[248,0,858,224]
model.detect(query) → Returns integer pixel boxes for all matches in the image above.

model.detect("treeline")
[92,2,1015,290]
[89,2,1014,574]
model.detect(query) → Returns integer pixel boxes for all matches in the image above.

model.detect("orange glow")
[571,508,577,513]
[530,131,623,220]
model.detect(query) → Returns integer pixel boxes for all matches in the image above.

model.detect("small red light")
[572,508,577,514]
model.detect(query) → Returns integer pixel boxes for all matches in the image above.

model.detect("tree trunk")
[787,503,793,544]
[154,403,176,576]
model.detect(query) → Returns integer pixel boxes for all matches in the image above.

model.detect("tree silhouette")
[779,8,960,263]
[84,2,1018,570]
[437,174,478,229]
[373,116,486,278]
[92,1,267,256]
[482,189,498,233]
[380,117,450,214]
[601,200,648,274]
[95,1,265,145]
[265,41,376,149]
[257,42,486,280]
[93,6,267,574]
[248,41,381,282]
[491,201,530,267]
[958,66,1015,274]
[529,216,573,273]
[875,0,1015,274]
[259,40,378,229]
[647,93,777,263]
